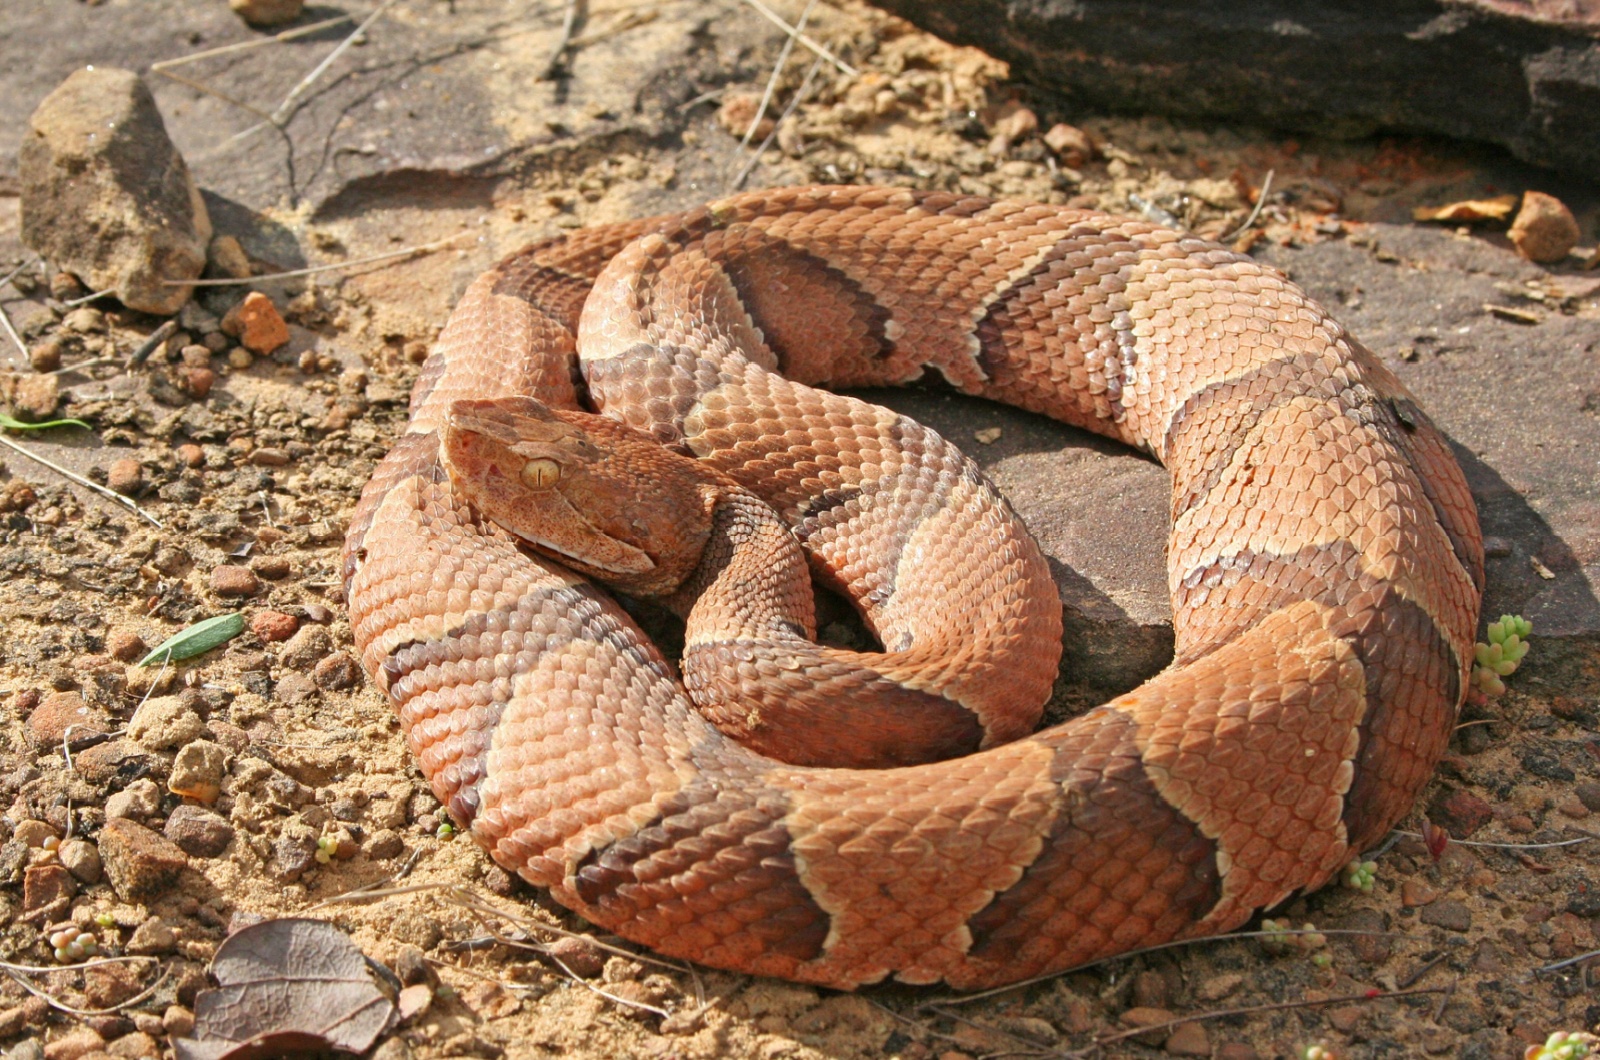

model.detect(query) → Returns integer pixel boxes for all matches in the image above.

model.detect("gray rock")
[105,778,162,821]
[873,0,1600,179]
[164,804,235,858]
[20,66,210,314]
[57,838,102,885]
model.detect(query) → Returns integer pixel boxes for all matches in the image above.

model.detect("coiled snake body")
[344,186,1482,989]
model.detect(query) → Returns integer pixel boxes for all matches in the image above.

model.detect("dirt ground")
[2,3,1599,1059]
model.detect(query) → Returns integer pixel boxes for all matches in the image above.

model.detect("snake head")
[440,397,715,596]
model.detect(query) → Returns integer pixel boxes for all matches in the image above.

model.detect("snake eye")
[520,458,561,490]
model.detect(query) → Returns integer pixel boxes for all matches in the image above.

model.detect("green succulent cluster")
[1301,1045,1338,1060]
[315,834,339,865]
[1473,614,1532,695]
[1260,918,1326,958]
[1343,859,1378,893]
[1526,1032,1594,1060]
[50,928,98,963]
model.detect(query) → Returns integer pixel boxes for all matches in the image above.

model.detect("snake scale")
[343,185,1483,990]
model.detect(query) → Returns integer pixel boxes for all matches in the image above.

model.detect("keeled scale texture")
[344,186,1483,989]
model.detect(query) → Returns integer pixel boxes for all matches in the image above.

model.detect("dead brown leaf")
[1412,194,1519,223]
[172,918,396,1060]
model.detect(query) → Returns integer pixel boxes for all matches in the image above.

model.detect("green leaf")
[138,612,245,667]
[0,412,92,432]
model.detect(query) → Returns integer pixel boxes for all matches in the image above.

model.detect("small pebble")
[105,778,162,820]
[313,652,362,691]
[249,447,291,467]
[105,458,144,496]
[1043,122,1094,167]
[280,625,333,669]
[61,307,106,334]
[221,291,289,354]
[126,917,177,957]
[29,338,63,373]
[57,838,102,885]
[106,630,147,663]
[250,555,293,580]
[201,331,230,353]
[229,0,304,27]
[177,365,214,398]
[40,1027,102,1060]
[168,740,228,803]
[250,610,299,641]
[128,696,204,751]
[227,348,253,369]
[546,936,607,978]
[1509,191,1581,263]
[1164,1021,1210,1057]
[27,691,109,748]
[365,829,404,860]
[13,819,58,847]
[175,443,205,469]
[162,1005,195,1038]
[210,564,261,598]
[163,805,234,858]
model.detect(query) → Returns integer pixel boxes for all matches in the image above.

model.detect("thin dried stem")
[1394,829,1590,851]
[150,15,356,73]
[4,963,170,1017]
[169,233,473,287]
[732,52,823,191]
[1223,169,1275,243]
[271,0,401,125]
[539,0,585,79]
[0,432,164,528]
[738,0,857,75]
[0,302,25,359]
[738,0,816,154]
[1068,986,1447,1056]
[60,288,117,308]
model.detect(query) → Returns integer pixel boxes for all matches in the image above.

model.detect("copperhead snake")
[343,185,1483,990]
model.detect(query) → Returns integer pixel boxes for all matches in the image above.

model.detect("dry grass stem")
[0,432,164,528]
[732,52,823,190]
[170,233,473,287]
[739,0,857,75]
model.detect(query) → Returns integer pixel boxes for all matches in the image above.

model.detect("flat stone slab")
[872,0,1600,178]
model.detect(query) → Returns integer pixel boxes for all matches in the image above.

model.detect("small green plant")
[1343,858,1377,893]
[93,912,115,928]
[49,928,98,963]
[1301,1044,1337,1060]
[436,822,457,841]
[315,835,339,865]
[1473,614,1532,695]
[1259,919,1326,958]
[1526,1031,1596,1060]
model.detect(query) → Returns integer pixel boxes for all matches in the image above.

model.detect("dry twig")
[0,432,164,528]
[539,0,585,79]
[731,53,824,191]
[170,233,473,287]
[738,0,857,75]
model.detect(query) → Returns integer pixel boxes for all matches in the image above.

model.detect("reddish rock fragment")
[251,610,299,641]
[221,291,289,354]
[210,564,261,598]
[1429,789,1494,838]
[28,691,109,748]
[98,818,188,901]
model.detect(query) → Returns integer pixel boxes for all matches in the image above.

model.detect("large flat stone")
[0,0,739,213]
[867,223,1600,699]
[870,0,1600,178]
